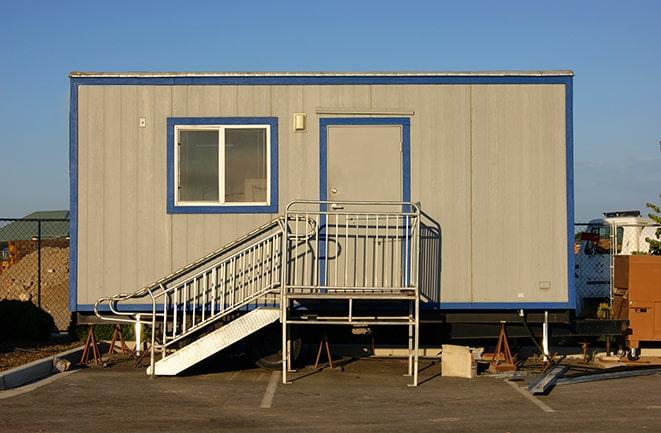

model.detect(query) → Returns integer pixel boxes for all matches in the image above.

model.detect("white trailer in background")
[575,210,656,316]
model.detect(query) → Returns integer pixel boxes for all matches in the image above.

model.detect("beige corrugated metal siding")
[75,81,568,306]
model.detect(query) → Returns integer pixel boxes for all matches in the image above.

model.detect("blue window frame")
[166,117,278,214]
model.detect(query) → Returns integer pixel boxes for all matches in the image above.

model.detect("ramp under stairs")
[147,308,279,375]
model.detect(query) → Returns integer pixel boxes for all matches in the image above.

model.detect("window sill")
[167,204,278,214]
[166,203,278,214]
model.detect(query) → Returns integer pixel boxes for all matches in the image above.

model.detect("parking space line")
[0,371,78,400]
[505,380,555,413]
[260,371,280,408]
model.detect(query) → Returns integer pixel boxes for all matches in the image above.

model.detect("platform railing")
[283,200,421,295]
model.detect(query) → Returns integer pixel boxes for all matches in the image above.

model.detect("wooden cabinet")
[614,255,661,349]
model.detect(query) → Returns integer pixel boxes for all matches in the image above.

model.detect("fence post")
[37,220,42,308]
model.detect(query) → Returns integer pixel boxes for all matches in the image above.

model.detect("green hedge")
[70,322,145,342]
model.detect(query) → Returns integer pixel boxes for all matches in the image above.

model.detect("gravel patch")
[0,341,81,372]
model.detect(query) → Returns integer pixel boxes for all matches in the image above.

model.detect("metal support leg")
[281,298,289,384]
[542,310,550,361]
[287,326,293,373]
[406,302,413,377]
[410,297,420,387]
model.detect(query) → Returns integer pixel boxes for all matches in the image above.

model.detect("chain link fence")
[0,218,70,331]
[574,220,660,318]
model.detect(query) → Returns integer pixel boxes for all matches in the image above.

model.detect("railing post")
[280,215,289,384]
[149,289,157,379]
[413,207,421,386]
[412,290,420,387]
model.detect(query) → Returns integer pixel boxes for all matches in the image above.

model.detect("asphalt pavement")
[1,357,659,433]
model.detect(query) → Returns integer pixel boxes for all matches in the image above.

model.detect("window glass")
[583,225,616,255]
[225,128,267,203]
[616,227,624,253]
[179,130,219,202]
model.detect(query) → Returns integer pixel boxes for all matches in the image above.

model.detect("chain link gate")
[574,220,660,318]
[0,218,71,331]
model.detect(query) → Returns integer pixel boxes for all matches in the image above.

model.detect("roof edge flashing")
[69,70,574,79]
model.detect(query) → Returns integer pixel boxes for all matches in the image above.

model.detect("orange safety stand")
[79,325,102,365]
[487,322,517,372]
[314,332,334,369]
[134,341,151,368]
[107,324,133,355]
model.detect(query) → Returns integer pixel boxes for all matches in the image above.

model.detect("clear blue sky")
[1,0,659,221]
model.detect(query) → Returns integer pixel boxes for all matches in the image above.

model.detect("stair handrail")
[94,215,318,323]
[93,217,287,323]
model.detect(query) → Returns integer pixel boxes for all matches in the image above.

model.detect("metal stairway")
[94,201,426,385]
[94,216,311,376]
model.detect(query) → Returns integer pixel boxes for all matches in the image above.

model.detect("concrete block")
[441,345,481,379]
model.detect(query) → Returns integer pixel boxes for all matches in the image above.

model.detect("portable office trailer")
[69,71,574,315]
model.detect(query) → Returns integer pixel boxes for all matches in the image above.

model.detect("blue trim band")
[80,301,572,313]
[435,302,573,310]
[69,80,78,311]
[565,77,576,310]
[78,304,163,313]
[166,117,279,214]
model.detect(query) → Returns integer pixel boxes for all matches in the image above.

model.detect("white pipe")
[542,310,549,361]
[135,314,142,356]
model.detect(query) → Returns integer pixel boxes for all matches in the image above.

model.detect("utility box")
[614,255,661,349]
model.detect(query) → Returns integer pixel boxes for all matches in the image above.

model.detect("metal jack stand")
[314,331,334,369]
[79,325,102,366]
[487,322,517,372]
[134,342,151,368]
[107,324,133,355]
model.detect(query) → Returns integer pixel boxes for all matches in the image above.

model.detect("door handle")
[331,203,344,210]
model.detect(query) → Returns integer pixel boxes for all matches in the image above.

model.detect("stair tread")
[148,308,279,376]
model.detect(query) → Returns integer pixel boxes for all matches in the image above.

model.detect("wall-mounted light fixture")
[293,113,306,132]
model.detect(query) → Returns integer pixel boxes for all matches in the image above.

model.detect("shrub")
[71,323,136,342]
[645,194,661,255]
[0,300,55,341]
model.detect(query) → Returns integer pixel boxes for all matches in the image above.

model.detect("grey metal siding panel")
[371,85,473,303]
[77,86,89,304]
[151,87,173,290]
[470,84,568,303]
[136,86,155,290]
[120,86,139,296]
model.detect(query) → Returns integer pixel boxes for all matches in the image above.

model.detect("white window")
[174,124,271,206]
